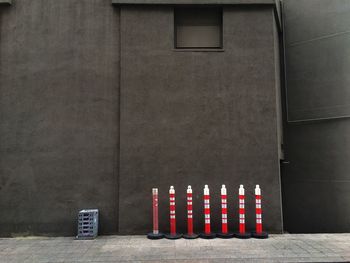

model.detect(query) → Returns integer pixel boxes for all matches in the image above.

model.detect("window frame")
[174,6,224,50]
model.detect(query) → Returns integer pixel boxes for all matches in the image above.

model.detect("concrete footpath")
[0,234,349,262]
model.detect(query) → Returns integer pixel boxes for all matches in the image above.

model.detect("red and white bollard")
[217,185,234,238]
[200,185,216,239]
[252,185,268,238]
[165,186,182,239]
[147,188,164,239]
[183,185,199,239]
[235,185,251,238]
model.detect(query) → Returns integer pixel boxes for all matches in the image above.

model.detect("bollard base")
[183,233,199,239]
[217,232,234,239]
[252,231,269,239]
[235,232,251,239]
[165,233,182,239]
[147,232,164,240]
[199,232,216,239]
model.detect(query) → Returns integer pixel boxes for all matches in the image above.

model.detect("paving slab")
[0,234,349,262]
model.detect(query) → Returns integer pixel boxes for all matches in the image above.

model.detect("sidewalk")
[0,234,349,262]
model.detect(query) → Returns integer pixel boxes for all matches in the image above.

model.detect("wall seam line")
[287,29,350,47]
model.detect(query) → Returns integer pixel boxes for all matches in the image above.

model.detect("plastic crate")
[76,209,98,239]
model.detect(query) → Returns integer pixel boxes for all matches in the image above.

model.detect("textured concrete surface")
[283,0,350,121]
[282,0,350,233]
[0,234,349,262]
[119,5,283,234]
[0,1,283,237]
[0,0,120,236]
[283,119,350,233]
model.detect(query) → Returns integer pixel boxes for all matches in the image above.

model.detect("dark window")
[175,7,223,49]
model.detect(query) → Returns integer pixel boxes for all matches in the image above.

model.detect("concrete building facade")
[117,1,283,235]
[282,0,350,233]
[0,0,349,237]
[0,0,283,236]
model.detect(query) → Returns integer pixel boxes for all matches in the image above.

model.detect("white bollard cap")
[152,188,158,194]
[204,184,209,195]
[169,186,175,194]
[187,185,192,193]
[221,184,227,195]
[255,185,261,195]
[239,184,245,195]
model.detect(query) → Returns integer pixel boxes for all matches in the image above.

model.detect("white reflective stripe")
[188,215,193,218]
[170,202,175,206]
[256,214,262,219]
[204,204,210,209]
[170,197,175,201]
[221,199,227,203]
[256,204,261,208]
[222,214,227,219]
[239,204,244,208]
[170,211,175,214]
[222,219,227,223]
[256,200,261,204]
[239,214,245,218]
[239,200,245,204]
[188,210,192,214]
[188,197,192,200]
[205,220,210,224]
[221,204,227,208]
[204,200,210,204]
[240,219,245,223]
[170,215,176,219]
[205,214,210,219]
[187,202,192,205]
[257,219,262,223]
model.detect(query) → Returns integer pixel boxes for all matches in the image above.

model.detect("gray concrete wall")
[283,120,350,233]
[284,0,350,122]
[0,1,283,236]
[0,0,120,236]
[119,5,283,234]
[282,0,350,232]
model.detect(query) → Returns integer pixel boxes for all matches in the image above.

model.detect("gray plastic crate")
[76,209,98,240]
